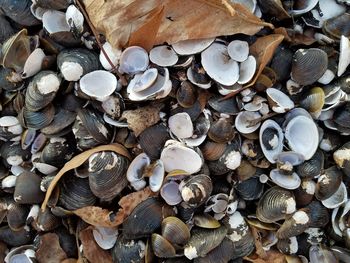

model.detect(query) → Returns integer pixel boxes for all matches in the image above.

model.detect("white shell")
[259,120,284,163]
[132,68,158,92]
[266,88,295,113]
[80,70,117,101]
[172,38,215,55]
[22,48,45,78]
[201,43,239,86]
[65,4,84,33]
[186,67,211,89]
[127,68,171,101]
[160,140,203,174]
[227,40,249,62]
[238,55,256,84]
[270,169,301,190]
[322,182,347,209]
[235,111,261,134]
[42,10,70,34]
[284,115,319,160]
[338,35,350,77]
[119,46,149,74]
[93,226,118,250]
[160,181,182,205]
[318,69,335,84]
[99,42,121,70]
[149,160,165,192]
[149,45,178,67]
[126,153,150,190]
[168,112,194,139]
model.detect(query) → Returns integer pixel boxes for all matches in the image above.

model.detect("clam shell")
[297,150,324,178]
[172,38,214,55]
[1,0,40,26]
[321,181,347,209]
[0,226,32,247]
[259,120,284,163]
[269,169,301,190]
[291,48,328,86]
[277,209,311,239]
[300,87,325,114]
[112,237,146,263]
[315,166,342,201]
[277,237,298,255]
[176,81,197,108]
[257,186,296,223]
[21,104,55,130]
[323,12,350,40]
[235,176,264,201]
[306,201,330,228]
[200,141,227,161]
[208,95,239,115]
[151,233,176,258]
[139,124,169,160]
[119,46,149,74]
[14,171,44,204]
[180,174,212,208]
[208,117,235,143]
[149,45,178,67]
[41,137,75,167]
[161,216,190,247]
[266,88,294,113]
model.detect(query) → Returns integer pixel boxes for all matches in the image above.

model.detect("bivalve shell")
[180,174,212,208]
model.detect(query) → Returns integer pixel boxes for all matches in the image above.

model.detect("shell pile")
[0,0,350,262]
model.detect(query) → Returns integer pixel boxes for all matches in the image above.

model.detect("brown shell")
[323,13,350,40]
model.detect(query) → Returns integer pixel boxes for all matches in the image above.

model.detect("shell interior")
[266,88,295,113]
[238,55,257,85]
[119,46,149,74]
[338,35,350,77]
[270,169,301,190]
[42,10,70,34]
[172,38,215,55]
[227,40,249,62]
[149,45,178,67]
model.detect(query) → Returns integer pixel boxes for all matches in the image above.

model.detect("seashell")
[208,117,235,143]
[201,43,239,86]
[227,40,249,62]
[266,88,294,113]
[323,13,350,40]
[238,55,257,85]
[194,237,237,263]
[57,48,100,81]
[259,120,284,163]
[92,226,118,250]
[235,111,261,134]
[25,71,61,112]
[172,38,214,55]
[288,0,319,15]
[208,95,239,115]
[277,237,298,255]
[277,209,311,239]
[88,151,130,201]
[150,45,178,67]
[41,108,77,137]
[297,150,324,178]
[79,70,117,102]
[318,69,335,85]
[139,124,169,160]
[0,15,15,43]
[152,233,176,258]
[0,226,32,247]
[99,41,121,70]
[14,171,44,204]
[309,245,338,263]
[257,186,296,223]
[58,176,96,210]
[127,67,172,101]
[270,169,301,190]
[112,237,146,263]
[321,181,347,209]
[119,46,149,74]
[0,116,23,141]
[184,226,227,260]
[334,141,350,176]
[300,87,325,114]
[235,176,264,200]
[306,201,330,228]
[7,202,29,231]
[333,102,350,130]
[123,198,163,239]
[180,174,212,208]
[315,166,342,200]
[160,181,182,206]
[0,141,31,166]
[65,5,84,34]
[21,47,46,79]
[193,214,221,229]
[35,208,60,231]
[284,115,319,160]
[337,35,350,77]
[20,104,55,130]
[200,141,227,161]
[0,67,23,91]
[162,216,190,247]
[169,112,194,139]
[160,140,203,174]
[294,179,316,207]
[126,153,150,191]
[176,81,197,108]
[131,68,158,93]
[0,0,40,26]
[291,48,328,86]
[258,0,290,20]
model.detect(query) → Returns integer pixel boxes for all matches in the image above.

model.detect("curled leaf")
[79,228,112,263]
[82,0,273,49]
[73,187,155,227]
[35,233,67,263]
[41,143,131,211]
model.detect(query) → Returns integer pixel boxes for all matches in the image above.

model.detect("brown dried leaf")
[35,233,67,263]
[0,242,7,263]
[122,105,162,137]
[73,187,155,227]
[251,226,267,259]
[79,228,112,263]
[274,27,316,46]
[41,143,131,211]
[62,259,78,263]
[82,0,273,49]
[244,250,287,263]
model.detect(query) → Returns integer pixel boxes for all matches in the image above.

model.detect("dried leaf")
[244,250,287,263]
[35,233,67,263]
[73,187,155,227]
[223,34,284,100]
[41,143,131,211]
[274,27,316,46]
[79,228,112,263]
[121,105,162,137]
[82,0,273,49]
[0,242,7,263]
[251,226,267,259]
[62,259,78,263]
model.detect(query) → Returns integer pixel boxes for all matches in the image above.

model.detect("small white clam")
[227,40,249,62]
[338,35,350,77]
[99,42,121,71]
[238,55,256,84]
[186,67,211,89]
[149,45,178,67]
[119,46,149,74]
[42,10,70,34]
[22,48,45,79]
[172,38,215,55]
[266,88,295,113]
[126,153,150,191]
[201,43,239,86]
[65,4,84,33]
[235,111,261,134]
[259,120,284,163]
[168,112,194,139]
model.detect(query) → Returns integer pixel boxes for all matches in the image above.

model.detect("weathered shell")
[277,209,311,239]
[259,120,284,163]
[88,151,130,201]
[0,226,32,247]
[315,166,342,200]
[208,117,235,143]
[334,141,350,176]
[177,81,198,108]
[193,214,221,229]
[21,104,55,130]
[257,186,296,223]
[112,237,146,263]
[184,226,227,260]
[180,174,213,208]
[300,87,325,114]
[161,216,190,247]
[297,150,324,178]
[306,201,330,227]
[200,141,227,161]
[58,176,96,210]
[123,198,163,239]
[277,237,298,255]
[0,0,40,26]
[208,95,239,115]
[152,233,176,258]
[0,116,23,141]
[293,179,316,207]
[323,13,350,40]
[41,137,75,167]
[7,202,29,231]
[0,67,22,91]
[235,176,264,201]
[13,171,44,204]
[139,124,169,160]
[35,208,60,231]
[291,48,328,86]
[41,108,77,137]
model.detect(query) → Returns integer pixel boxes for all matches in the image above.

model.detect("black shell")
[306,201,330,228]
[180,174,213,208]
[139,124,169,160]
[297,150,324,178]
[14,171,44,204]
[112,236,145,263]
[0,0,40,26]
[235,176,264,201]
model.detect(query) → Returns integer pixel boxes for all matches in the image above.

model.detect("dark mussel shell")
[0,0,40,26]
[323,13,350,40]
